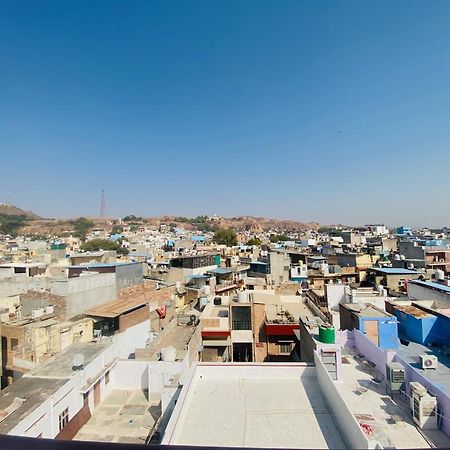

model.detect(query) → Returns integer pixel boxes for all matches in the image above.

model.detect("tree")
[269,234,289,243]
[80,238,129,255]
[0,214,29,236]
[110,225,123,235]
[213,228,238,246]
[71,217,94,240]
[246,237,262,246]
[123,215,143,222]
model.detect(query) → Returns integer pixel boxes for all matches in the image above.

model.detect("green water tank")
[319,325,335,344]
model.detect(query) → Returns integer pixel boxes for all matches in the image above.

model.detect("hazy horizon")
[2,1,450,227]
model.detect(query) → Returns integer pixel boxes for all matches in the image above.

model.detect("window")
[105,370,110,385]
[10,338,18,351]
[279,342,292,355]
[59,408,69,431]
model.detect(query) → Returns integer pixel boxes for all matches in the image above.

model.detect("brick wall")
[118,305,150,333]
[21,291,67,320]
[1,324,25,373]
[253,303,268,362]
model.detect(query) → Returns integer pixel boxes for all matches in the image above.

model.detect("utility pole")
[100,189,107,217]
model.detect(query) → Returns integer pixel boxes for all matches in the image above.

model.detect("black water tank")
[213,297,222,305]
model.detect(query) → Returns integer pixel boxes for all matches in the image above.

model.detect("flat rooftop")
[338,347,450,448]
[369,267,420,275]
[265,301,312,322]
[74,389,161,444]
[85,298,148,318]
[0,377,68,434]
[27,342,110,379]
[163,364,345,449]
[397,342,450,396]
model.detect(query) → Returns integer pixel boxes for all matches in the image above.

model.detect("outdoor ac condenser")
[420,355,438,370]
[410,381,438,430]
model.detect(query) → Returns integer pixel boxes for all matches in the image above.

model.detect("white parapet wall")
[314,350,382,449]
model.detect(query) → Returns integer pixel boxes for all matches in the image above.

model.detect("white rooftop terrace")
[163,363,346,449]
[337,347,450,448]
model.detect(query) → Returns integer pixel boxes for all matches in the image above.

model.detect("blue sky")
[1,1,450,226]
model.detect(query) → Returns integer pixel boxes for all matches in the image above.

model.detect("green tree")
[213,228,238,246]
[0,214,29,236]
[246,237,262,246]
[80,238,129,255]
[123,215,143,222]
[110,225,123,235]
[71,217,94,240]
[269,234,289,243]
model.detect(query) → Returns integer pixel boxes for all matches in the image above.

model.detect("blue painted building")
[396,226,412,236]
[391,303,450,346]
[339,303,399,349]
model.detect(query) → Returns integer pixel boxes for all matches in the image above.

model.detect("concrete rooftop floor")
[74,389,161,444]
[165,366,346,449]
[339,348,450,448]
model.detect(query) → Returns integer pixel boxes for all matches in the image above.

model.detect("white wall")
[326,284,347,311]
[314,351,380,449]
[111,319,151,358]
[407,283,450,308]
[111,360,150,390]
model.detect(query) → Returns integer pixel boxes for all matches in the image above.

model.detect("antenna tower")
[100,189,107,217]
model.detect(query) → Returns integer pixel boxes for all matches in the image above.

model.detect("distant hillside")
[0,203,41,219]
[155,215,320,233]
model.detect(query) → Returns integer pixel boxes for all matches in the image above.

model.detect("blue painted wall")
[359,317,399,349]
[392,309,450,346]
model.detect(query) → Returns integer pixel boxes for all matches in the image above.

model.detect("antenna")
[5,188,12,206]
[100,189,107,217]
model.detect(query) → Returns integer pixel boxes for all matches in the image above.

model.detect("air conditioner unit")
[386,362,405,393]
[410,382,438,429]
[420,355,438,370]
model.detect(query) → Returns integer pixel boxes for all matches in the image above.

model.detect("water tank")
[175,281,181,288]
[394,254,401,261]
[318,326,335,344]
[400,255,406,261]
[45,305,54,315]
[213,296,222,306]
[407,263,414,269]
[32,308,44,319]
[237,292,248,303]
[436,269,445,281]
[161,346,177,362]
[204,285,211,295]
[377,285,384,295]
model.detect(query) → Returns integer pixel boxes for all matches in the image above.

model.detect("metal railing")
[231,320,252,330]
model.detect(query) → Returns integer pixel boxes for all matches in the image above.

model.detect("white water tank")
[237,292,248,303]
[161,346,177,362]
[45,305,54,315]
[436,269,445,281]
[32,308,44,319]
[204,285,211,295]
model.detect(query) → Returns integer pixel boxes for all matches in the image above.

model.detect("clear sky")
[1,1,450,226]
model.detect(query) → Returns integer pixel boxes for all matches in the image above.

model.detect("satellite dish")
[72,353,85,370]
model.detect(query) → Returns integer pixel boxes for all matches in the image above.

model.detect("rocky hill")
[0,203,41,219]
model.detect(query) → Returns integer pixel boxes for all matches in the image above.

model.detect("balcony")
[231,320,252,331]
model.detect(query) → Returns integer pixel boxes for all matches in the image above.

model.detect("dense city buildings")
[1,214,450,449]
